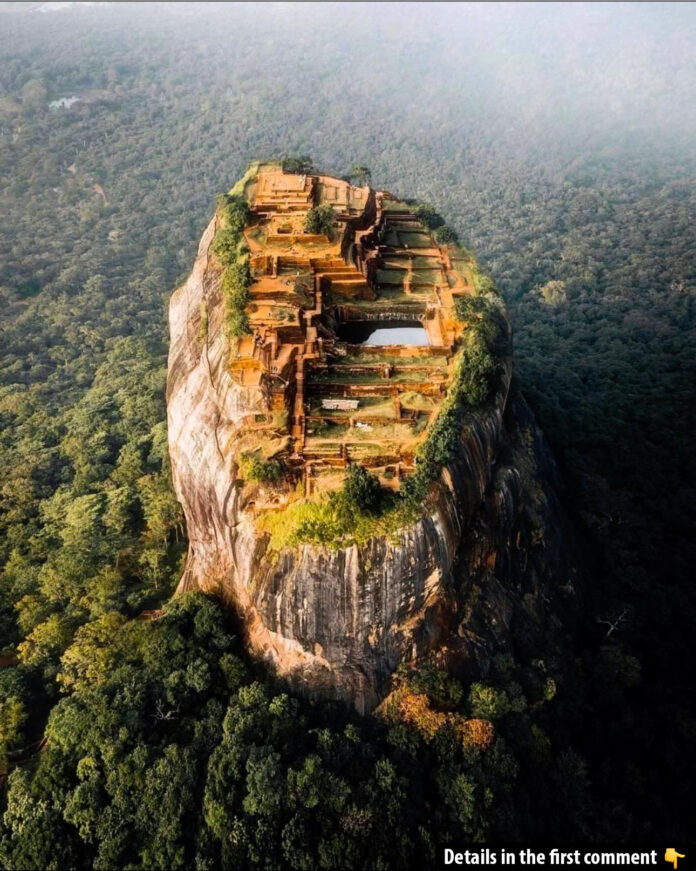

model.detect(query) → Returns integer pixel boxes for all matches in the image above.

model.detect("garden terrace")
[224,164,474,503]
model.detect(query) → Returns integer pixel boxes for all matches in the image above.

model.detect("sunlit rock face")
[167,180,582,713]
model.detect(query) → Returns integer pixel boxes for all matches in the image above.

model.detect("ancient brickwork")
[230,165,475,499]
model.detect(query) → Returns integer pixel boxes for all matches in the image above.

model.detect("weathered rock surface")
[167,215,583,713]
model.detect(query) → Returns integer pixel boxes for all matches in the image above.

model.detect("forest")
[0,3,694,867]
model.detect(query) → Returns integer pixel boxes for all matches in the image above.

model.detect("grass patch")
[376,268,406,285]
[309,368,389,385]
[399,391,437,411]
[228,161,262,197]
[309,396,395,418]
[397,231,433,248]
[258,487,419,550]
[411,268,443,283]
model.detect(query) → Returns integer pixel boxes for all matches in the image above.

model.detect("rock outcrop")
[167,168,582,712]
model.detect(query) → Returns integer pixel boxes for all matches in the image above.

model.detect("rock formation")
[167,163,582,712]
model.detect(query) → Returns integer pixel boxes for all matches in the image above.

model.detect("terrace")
[228,166,474,499]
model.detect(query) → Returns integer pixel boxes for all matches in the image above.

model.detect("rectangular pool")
[337,320,429,346]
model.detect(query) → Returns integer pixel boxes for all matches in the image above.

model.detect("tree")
[216,195,250,236]
[414,203,445,230]
[58,612,128,693]
[221,258,252,338]
[0,696,26,769]
[434,225,458,244]
[304,205,336,237]
[467,683,511,720]
[211,228,241,266]
[538,280,568,306]
[350,165,371,187]
[17,614,74,684]
[242,455,283,484]
[282,156,314,175]
[342,464,382,513]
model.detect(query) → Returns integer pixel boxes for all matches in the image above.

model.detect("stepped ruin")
[229,165,475,496]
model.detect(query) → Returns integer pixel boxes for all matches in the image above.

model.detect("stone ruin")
[224,164,477,499]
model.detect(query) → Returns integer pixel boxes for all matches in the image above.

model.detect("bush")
[454,296,490,322]
[211,228,241,266]
[216,193,250,236]
[457,341,496,406]
[472,268,499,297]
[221,258,252,338]
[434,225,459,244]
[415,203,445,230]
[342,463,382,513]
[281,155,314,174]
[212,192,253,342]
[305,204,336,237]
[243,456,283,484]
[399,326,497,510]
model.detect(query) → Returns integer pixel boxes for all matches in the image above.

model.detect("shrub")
[415,203,445,230]
[226,308,250,338]
[342,463,382,513]
[457,341,496,406]
[305,204,336,237]
[281,155,314,174]
[434,225,458,244]
[212,192,253,342]
[222,258,252,338]
[242,455,283,484]
[472,268,499,297]
[399,326,497,510]
[211,228,241,266]
[454,296,490,322]
[293,274,314,307]
[216,193,250,236]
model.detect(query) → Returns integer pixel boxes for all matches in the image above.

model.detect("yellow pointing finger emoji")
[665,849,685,869]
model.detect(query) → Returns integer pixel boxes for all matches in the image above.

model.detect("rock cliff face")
[167,189,582,713]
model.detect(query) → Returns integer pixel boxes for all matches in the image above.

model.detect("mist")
[3,1,696,163]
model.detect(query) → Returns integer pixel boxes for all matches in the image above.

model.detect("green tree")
[281,156,314,175]
[415,203,445,230]
[434,225,458,244]
[305,205,336,237]
[350,165,372,187]
[342,464,382,513]
[242,455,283,484]
[0,696,26,770]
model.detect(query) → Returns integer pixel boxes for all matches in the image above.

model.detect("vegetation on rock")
[241,454,283,485]
[304,204,336,237]
[342,464,382,514]
[281,155,315,175]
